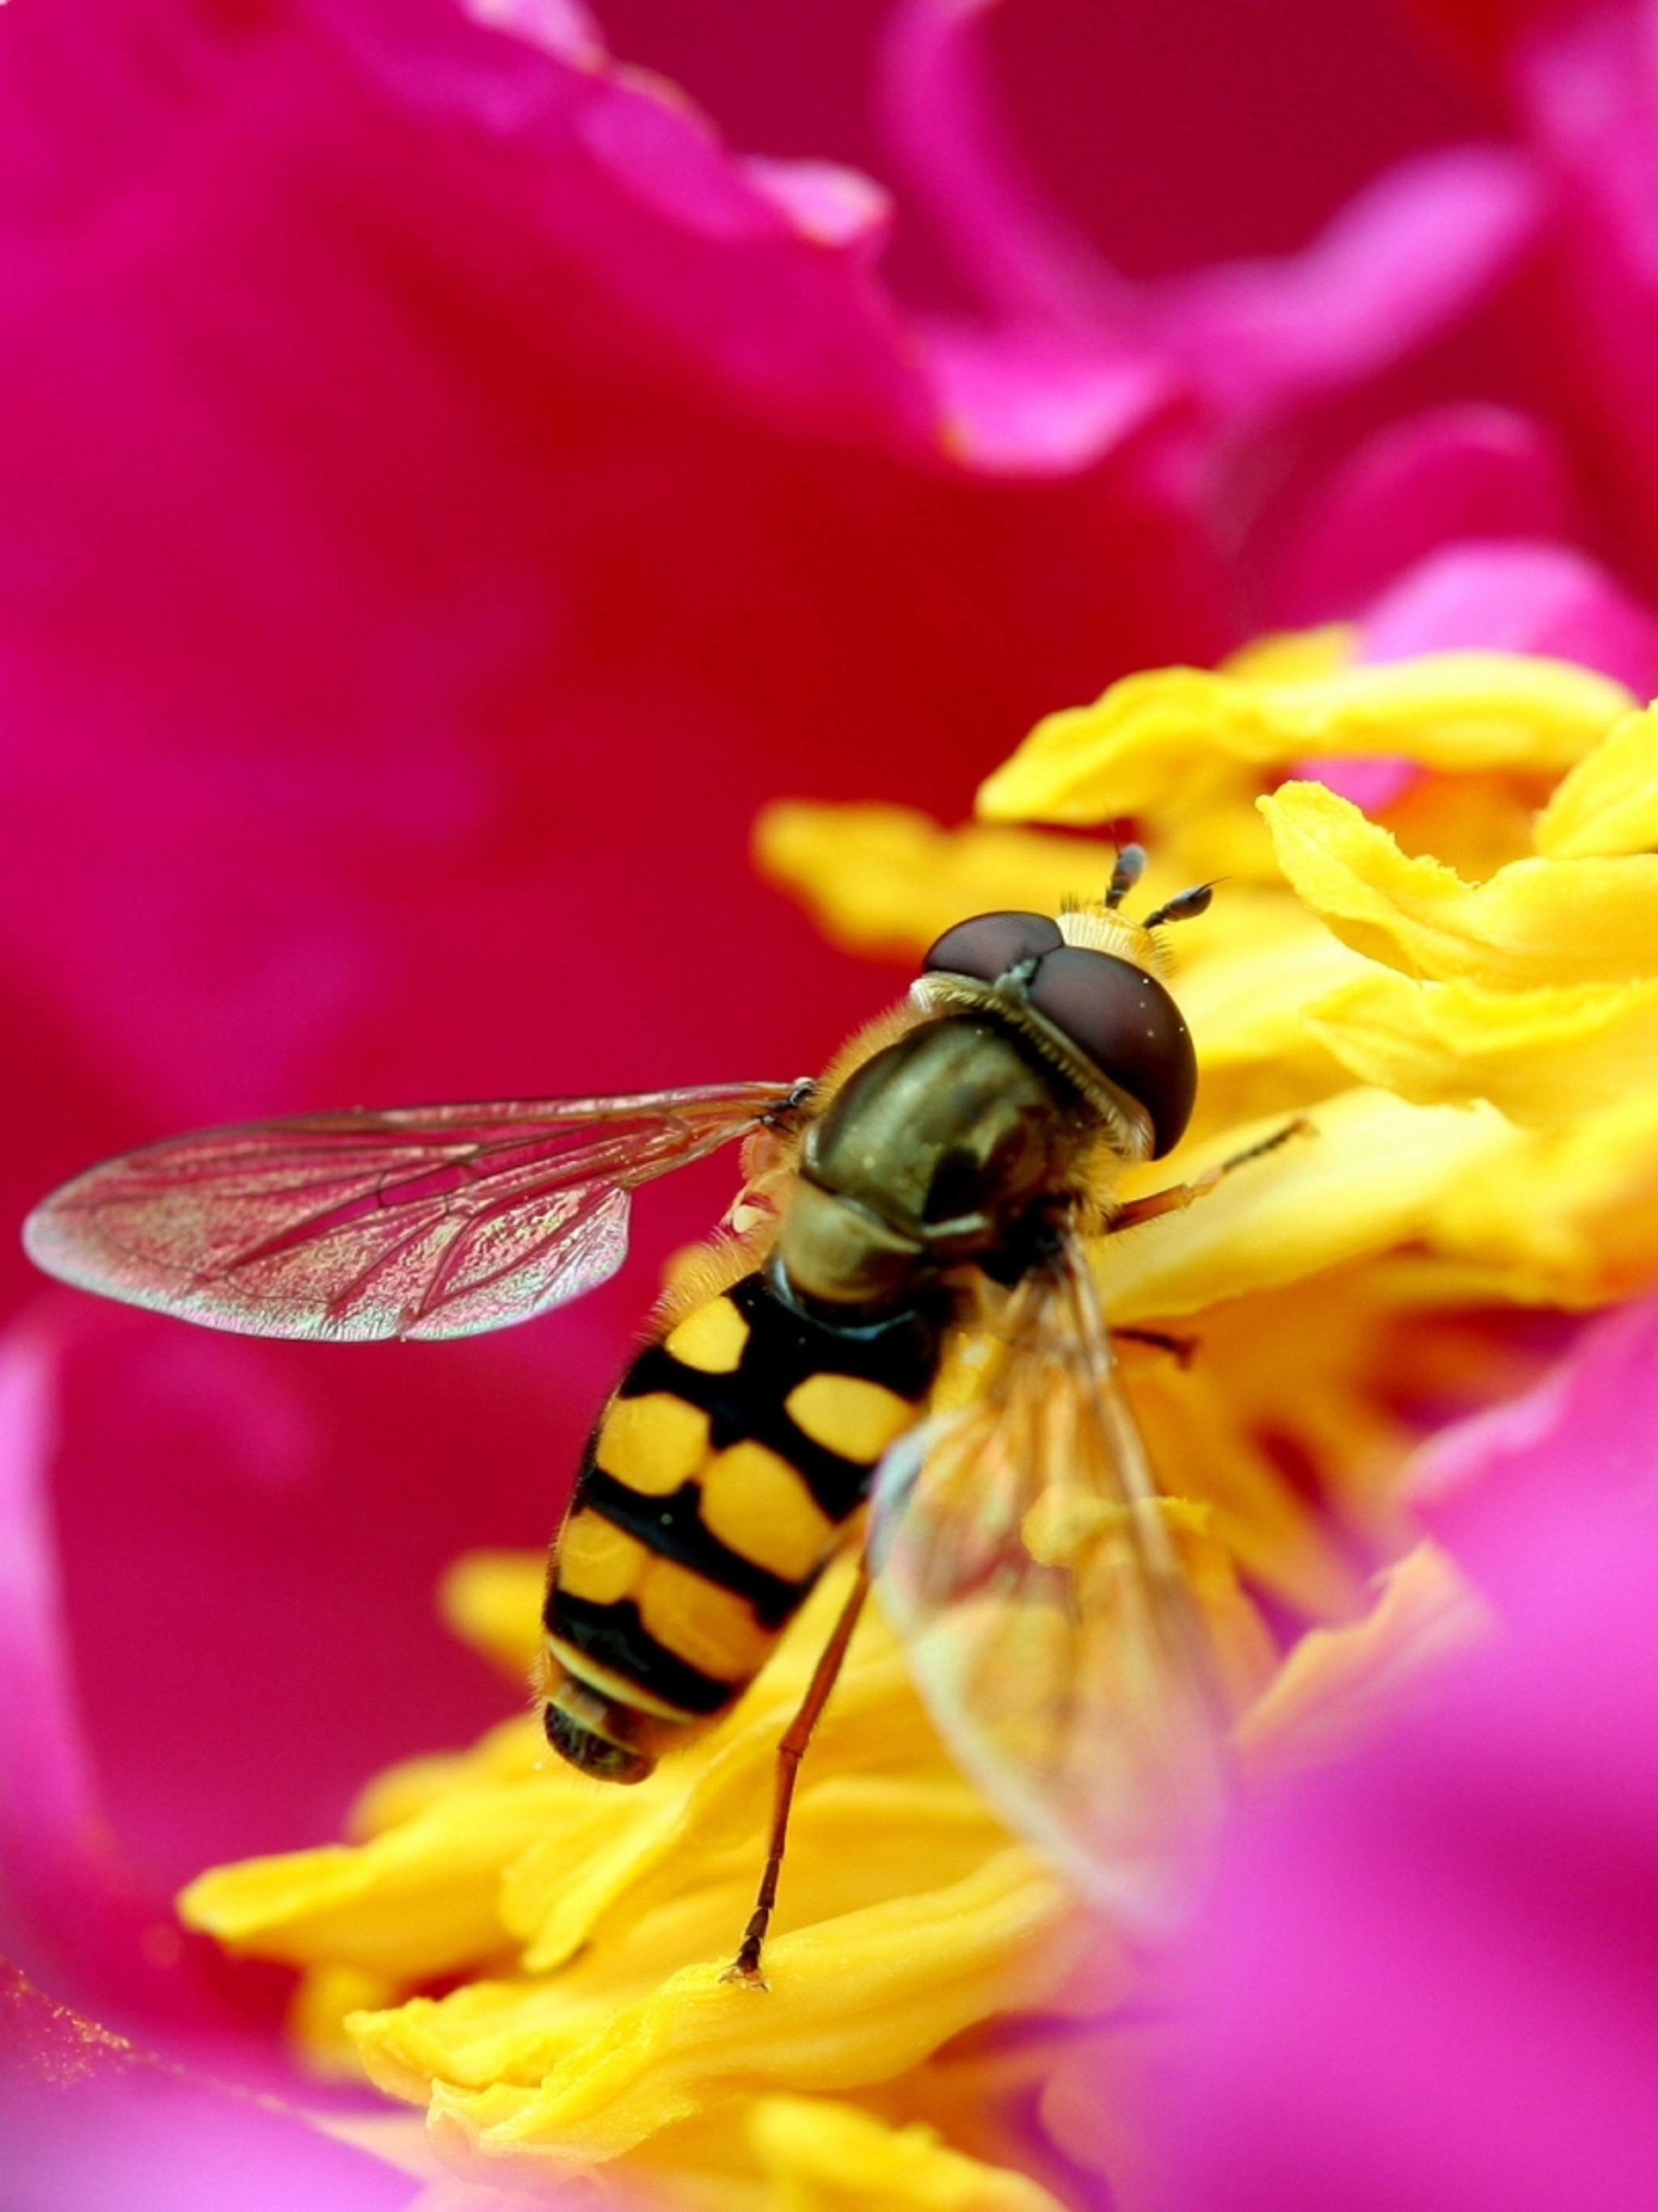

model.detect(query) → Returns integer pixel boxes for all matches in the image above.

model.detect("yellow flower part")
[1535,697,1658,857]
[1263,781,1658,985]
[975,649,1632,824]
[184,632,1658,2212]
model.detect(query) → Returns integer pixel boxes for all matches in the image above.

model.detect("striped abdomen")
[541,1269,939,1780]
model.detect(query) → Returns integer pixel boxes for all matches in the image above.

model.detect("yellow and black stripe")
[542,1270,938,1779]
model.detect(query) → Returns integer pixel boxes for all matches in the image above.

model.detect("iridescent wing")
[24,1083,805,1342]
[869,1231,1233,1931]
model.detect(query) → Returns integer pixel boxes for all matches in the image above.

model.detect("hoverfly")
[26,849,1270,1984]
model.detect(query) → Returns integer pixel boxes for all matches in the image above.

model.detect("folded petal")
[1271,406,1578,627]
[1535,700,1658,858]
[1304,971,1658,1125]
[1100,1089,1514,1323]
[1167,898,1375,1127]
[1263,781,1658,985]
[1150,147,1546,419]
[755,803,1120,960]
[916,325,1178,474]
[877,0,1134,333]
[1235,1541,1493,1778]
[739,2093,1068,2212]
[181,1771,577,1983]
[406,1848,1080,2173]
[1426,1095,1658,1307]
[1292,541,1658,818]
[435,1550,546,1681]
[978,656,1631,825]
[754,798,1315,969]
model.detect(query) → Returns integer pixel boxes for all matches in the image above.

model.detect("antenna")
[1142,883,1216,929]
[1105,844,1148,909]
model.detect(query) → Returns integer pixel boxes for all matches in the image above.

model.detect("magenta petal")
[1,1963,420,2212]
[312,0,939,442]
[917,323,1180,473]
[0,0,1226,1145]
[0,1332,121,1955]
[1516,2,1658,568]
[881,3,1544,433]
[0,1325,232,2032]
[1294,537,1658,808]
[878,0,1127,333]
[1411,1291,1658,1608]
[1162,1294,1658,2212]
[0,1327,141,1972]
[1288,755,1422,814]
[1271,406,1579,626]
[451,0,605,70]
[1358,538,1658,693]
[1150,146,1547,418]
[742,157,895,253]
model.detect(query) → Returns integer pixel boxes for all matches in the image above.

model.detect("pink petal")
[878,0,1129,334]
[457,0,604,70]
[1412,1291,1658,1606]
[742,157,895,253]
[916,323,1181,474]
[1162,1291,1658,2212]
[882,2,1547,428]
[1516,2,1658,569]
[0,1323,261,2039]
[0,0,1225,1142]
[1287,755,1424,814]
[1271,406,1579,627]
[0,1329,104,1935]
[1292,536,1658,808]
[1359,538,1658,693]
[1149,145,1547,419]
[0,1963,422,2212]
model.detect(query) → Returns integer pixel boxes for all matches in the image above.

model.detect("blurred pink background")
[3,0,1649,2099]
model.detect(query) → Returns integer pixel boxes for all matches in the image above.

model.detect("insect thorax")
[779,1012,1099,1310]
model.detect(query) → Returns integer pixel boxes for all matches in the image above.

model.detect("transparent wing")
[24,1083,803,1342]
[870,1231,1233,1930]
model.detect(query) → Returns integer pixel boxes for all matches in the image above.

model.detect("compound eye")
[1025,947,1197,1158]
[922,911,1064,983]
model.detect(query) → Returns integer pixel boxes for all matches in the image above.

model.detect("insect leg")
[1111,1325,1197,1367]
[1110,1116,1312,1234]
[721,1559,873,1992]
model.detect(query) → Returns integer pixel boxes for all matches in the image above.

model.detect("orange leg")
[1112,1116,1312,1234]
[722,1561,872,1991]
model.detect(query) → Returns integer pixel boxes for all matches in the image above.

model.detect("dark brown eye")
[921,911,1064,982]
[1025,947,1197,1157]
